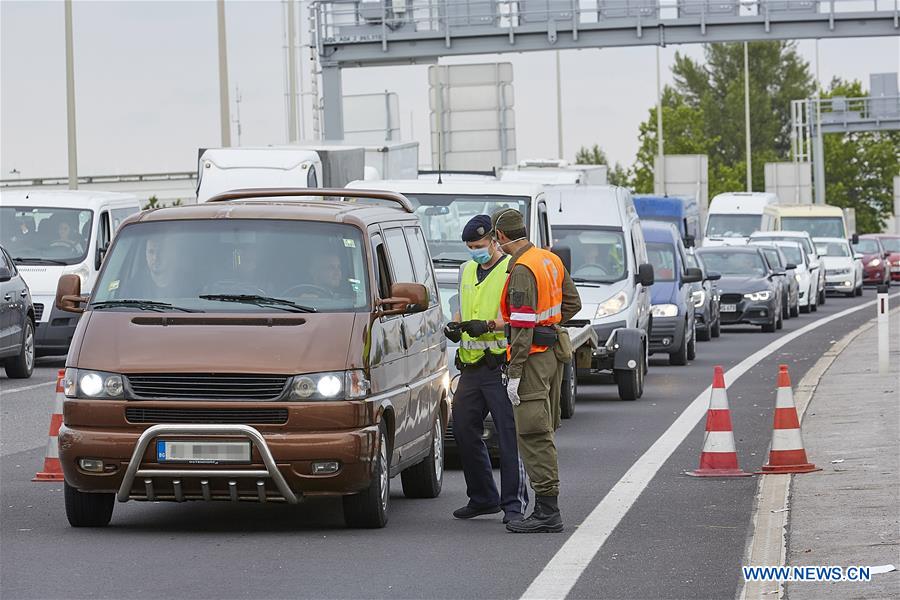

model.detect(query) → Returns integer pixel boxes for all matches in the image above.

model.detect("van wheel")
[615,362,643,401]
[560,360,576,420]
[400,413,443,499]
[5,319,35,379]
[669,324,689,366]
[687,331,697,360]
[64,483,114,527]
[343,422,389,528]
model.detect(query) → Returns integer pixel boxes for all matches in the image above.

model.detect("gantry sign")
[310,0,900,138]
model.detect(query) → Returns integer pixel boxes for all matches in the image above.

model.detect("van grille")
[126,374,289,400]
[125,407,288,424]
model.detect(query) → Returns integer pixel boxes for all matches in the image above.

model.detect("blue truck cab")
[633,195,701,247]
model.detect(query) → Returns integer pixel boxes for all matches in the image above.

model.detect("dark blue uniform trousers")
[452,362,528,517]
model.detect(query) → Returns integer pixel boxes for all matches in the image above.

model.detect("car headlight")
[651,304,678,317]
[595,291,628,319]
[287,370,370,401]
[691,289,706,308]
[794,273,802,282]
[743,290,773,302]
[868,259,881,268]
[64,368,124,399]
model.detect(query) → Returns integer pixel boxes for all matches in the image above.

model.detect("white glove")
[506,377,521,406]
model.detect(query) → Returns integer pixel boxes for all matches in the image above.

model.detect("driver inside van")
[145,236,179,292]
[52,220,84,254]
[295,252,349,300]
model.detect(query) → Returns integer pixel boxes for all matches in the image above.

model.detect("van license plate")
[720,304,737,312]
[156,440,251,464]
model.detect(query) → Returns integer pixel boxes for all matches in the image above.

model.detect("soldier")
[493,208,581,533]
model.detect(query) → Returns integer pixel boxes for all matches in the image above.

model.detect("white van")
[499,159,608,185]
[761,204,853,241]
[0,190,141,355]
[703,192,779,246]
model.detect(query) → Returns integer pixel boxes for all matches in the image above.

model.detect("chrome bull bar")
[116,424,299,504]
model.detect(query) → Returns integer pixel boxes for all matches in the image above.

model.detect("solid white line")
[522,293,900,600]
[0,380,56,395]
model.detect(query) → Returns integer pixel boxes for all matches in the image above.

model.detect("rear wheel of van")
[400,412,444,499]
[64,483,114,527]
[560,360,576,420]
[343,422,389,528]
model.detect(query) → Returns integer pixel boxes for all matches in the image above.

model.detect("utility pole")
[64,0,78,190]
[656,46,666,195]
[287,0,298,142]
[216,0,231,147]
[813,39,826,205]
[232,86,243,146]
[743,42,752,192]
[555,50,564,160]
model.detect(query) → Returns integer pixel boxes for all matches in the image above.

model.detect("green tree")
[574,144,630,187]
[143,195,159,210]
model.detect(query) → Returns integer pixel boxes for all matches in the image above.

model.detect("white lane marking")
[0,380,56,395]
[522,293,900,600]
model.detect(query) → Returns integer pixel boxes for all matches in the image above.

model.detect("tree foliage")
[575,144,630,186]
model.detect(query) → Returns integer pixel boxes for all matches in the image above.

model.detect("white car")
[814,237,863,297]
[748,231,826,308]
[771,240,815,313]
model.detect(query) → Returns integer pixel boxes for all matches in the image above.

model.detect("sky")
[1,0,898,180]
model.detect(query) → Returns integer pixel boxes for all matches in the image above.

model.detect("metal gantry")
[310,0,900,138]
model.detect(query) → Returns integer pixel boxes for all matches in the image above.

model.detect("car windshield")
[761,249,783,269]
[403,194,530,264]
[782,217,845,239]
[815,241,850,257]
[684,253,699,269]
[92,219,369,313]
[646,242,677,282]
[706,214,761,237]
[699,251,767,276]
[754,235,814,255]
[853,239,880,254]
[438,282,459,323]
[0,206,94,265]
[774,243,805,266]
[553,227,627,283]
[880,238,900,252]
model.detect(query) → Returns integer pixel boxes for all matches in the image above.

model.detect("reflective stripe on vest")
[500,246,565,356]
[458,255,511,364]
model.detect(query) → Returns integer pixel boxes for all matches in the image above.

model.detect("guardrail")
[814,95,900,123]
[0,171,197,189]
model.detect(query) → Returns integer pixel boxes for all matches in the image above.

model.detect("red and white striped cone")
[757,365,820,474]
[688,365,751,477]
[33,369,66,482]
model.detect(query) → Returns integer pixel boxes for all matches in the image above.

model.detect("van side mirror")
[636,263,654,287]
[851,233,859,245]
[684,234,695,248]
[551,245,572,274]
[377,282,429,316]
[705,271,722,282]
[56,274,88,314]
[0,266,11,283]
[682,267,703,284]
[785,263,797,270]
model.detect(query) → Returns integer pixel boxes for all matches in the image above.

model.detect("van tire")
[560,360,576,420]
[400,413,443,499]
[669,324,689,366]
[615,363,643,401]
[5,320,35,379]
[343,422,389,528]
[687,332,697,360]
[64,483,114,527]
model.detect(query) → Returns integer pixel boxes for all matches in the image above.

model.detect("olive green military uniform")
[505,242,582,497]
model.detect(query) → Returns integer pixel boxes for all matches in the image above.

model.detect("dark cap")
[491,207,526,237]
[462,214,492,242]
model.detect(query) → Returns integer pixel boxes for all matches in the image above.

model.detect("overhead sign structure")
[342,92,401,144]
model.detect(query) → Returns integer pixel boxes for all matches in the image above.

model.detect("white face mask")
[496,235,525,250]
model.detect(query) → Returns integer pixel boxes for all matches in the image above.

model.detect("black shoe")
[503,512,524,524]
[506,496,563,533]
[453,504,502,519]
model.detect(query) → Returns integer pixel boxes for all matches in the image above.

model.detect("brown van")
[56,189,449,529]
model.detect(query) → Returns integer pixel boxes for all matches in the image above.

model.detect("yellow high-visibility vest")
[458,255,510,364]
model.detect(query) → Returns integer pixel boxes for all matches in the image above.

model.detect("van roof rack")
[417,168,497,178]
[205,188,414,213]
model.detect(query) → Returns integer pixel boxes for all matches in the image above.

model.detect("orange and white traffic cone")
[757,365,820,474]
[688,365,751,477]
[33,369,66,482]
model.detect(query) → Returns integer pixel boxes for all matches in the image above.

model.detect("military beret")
[462,214,493,242]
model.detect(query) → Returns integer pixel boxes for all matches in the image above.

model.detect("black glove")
[461,320,490,337]
[443,322,462,343]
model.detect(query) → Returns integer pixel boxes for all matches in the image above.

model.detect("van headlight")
[691,290,706,308]
[594,291,628,319]
[288,370,370,401]
[64,368,124,399]
[651,304,678,317]
[63,265,90,289]
[743,290,773,302]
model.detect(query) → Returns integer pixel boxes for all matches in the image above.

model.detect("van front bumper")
[34,304,78,356]
[648,316,685,355]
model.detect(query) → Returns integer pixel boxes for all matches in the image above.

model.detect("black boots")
[506,495,563,533]
[453,504,502,519]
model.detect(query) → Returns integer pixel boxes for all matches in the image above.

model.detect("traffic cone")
[757,365,820,474]
[33,369,66,482]
[688,366,751,477]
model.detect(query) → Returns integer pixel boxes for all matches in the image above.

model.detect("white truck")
[703,192,780,246]
[499,159,608,185]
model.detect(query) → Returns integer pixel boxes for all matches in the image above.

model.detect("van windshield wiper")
[13,257,68,265]
[571,277,619,285]
[91,300,201,312]
[432,258,466,266]
[198,294,317,313]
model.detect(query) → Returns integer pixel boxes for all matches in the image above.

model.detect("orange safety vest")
[500,246,564,356]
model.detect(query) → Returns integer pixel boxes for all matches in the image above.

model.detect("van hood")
[73,311,360,375]
[15,264,92,296]
[572,279,631,321]
[650,281,678,305]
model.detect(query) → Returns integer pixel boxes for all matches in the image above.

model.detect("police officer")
[493,208,581,533]
[444,214,528,524]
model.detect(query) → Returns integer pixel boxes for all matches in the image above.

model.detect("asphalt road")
[0,290,890,600]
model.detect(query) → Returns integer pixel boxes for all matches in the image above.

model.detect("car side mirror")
[684,234,695,248]
[785,263,797,270]
[636,263,654,287]
[770,270,786,277]
[0,266,11,283]
[851,233,859,245]
[885,252,892,259]
[552,245,572,274]
[853,253,864,260]
[56,274,87,314]
[377,282,429,316]
[682,267,703,284]
[705,271,722,282]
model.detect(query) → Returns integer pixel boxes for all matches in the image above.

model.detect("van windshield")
[706,214,761,238]
[782,217,845,239]
[403,194,530,264]
[0,206,94,265]
[92,220,370,313]
[553,227,627,283]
